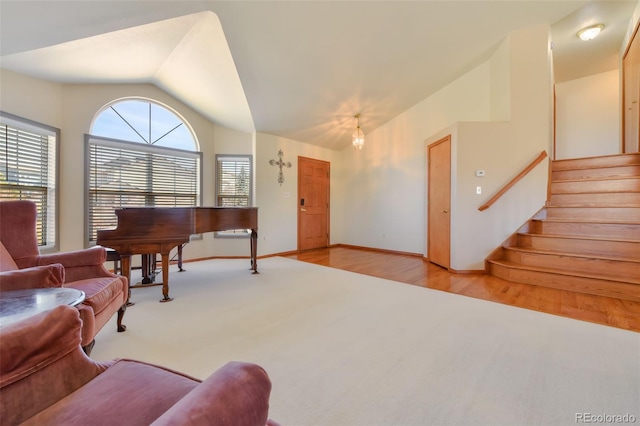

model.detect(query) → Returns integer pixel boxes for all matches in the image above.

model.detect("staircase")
[486,153,640,302]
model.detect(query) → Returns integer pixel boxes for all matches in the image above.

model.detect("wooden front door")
[623,22,640,153]
[298,157,330,251]
[427,136,451,269]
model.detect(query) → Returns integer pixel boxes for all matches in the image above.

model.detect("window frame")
[85,134,203,246]
[215,154,253,238]
[91,97,199,151]
[0,111,59,251]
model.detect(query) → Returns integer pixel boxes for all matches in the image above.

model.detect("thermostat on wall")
[475,170,485,177]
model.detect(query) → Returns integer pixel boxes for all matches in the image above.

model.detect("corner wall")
[555,70,621,159]
[0,69,255,260]
[0,24,556,269]
[337,25,553,270]
[450,25,552,271]
[338,60,493,255]
[255,133,341,256]
[623,0,640,50]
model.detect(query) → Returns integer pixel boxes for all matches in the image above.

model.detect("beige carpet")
[92,257,639,426]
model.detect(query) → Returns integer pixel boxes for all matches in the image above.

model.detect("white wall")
[332,21,630,269]
[255,133,341,256]
[555,70,621,159]
[623,1,640,52]
[201,125,254,257]
[450,26,553,271]
[553,0,639,160]
[0,24,560,271]
[337,26,552,270]
[0,67,342,261]
[338,61,493,255]
[0,69,63,131]
[0,69,255,260]
[489,38,511,122]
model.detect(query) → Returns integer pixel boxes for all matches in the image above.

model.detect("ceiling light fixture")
[352,114,365,150]
[577,24,604,41]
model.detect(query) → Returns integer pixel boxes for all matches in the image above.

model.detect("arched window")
[91,99,198,151]
[86,99,202,244]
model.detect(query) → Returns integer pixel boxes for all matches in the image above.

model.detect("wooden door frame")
[297,156,330,251]
[552,84,557,160]
[426,135,452,270]
[622,18,640,153]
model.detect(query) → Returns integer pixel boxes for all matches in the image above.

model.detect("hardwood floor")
[283,246,640,332]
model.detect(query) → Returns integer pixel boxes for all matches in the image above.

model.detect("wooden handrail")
[478,150,548,211]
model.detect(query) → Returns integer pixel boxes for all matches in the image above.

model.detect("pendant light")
[352,114,365,150]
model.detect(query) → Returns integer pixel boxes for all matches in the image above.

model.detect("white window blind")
[216,155,252,237]
[0,112,58,248]
[217,155,251,207]
[86,135,201,243]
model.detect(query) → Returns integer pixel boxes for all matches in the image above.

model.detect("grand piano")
[97,207,258,302]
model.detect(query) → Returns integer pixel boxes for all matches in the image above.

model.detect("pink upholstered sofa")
[0,200,128,353]
[0,305,278,426]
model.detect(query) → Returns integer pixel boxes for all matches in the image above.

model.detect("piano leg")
[178,244,185,272]
[121,255,135,307]
[251,229,259,274]
[159,252,173,303]
[141,254,151,284]
[141,254,159,284]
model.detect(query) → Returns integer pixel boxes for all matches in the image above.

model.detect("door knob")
[442,209,449,213]
[301,207,307,212]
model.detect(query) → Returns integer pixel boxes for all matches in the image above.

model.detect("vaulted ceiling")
[0,1,636,150]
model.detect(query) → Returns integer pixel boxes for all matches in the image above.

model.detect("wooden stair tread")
[545,205,640,208]
[486,153,640,301]
[551,175,640,183]
[549,191,640,195]
[526,219,640,240]
[518,232,640,244]
[552,153,640,171]
[544,205,640,221]
[549,202,640,208]
[533,218,640,225]
[488,259,640,285]
[546,204,640,209]
[503,245,640,264]
[550,190,640,196]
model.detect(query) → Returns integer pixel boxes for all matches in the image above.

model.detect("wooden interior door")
[623,22,640,153]
[427,136,451,269]
[298,157,330,251]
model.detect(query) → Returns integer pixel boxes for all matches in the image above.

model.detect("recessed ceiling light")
[577,24,604,41]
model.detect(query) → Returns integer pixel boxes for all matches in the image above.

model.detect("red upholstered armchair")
[0,305,278,426]
[0,200,128,353]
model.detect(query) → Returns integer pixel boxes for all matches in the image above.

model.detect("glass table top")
[0,287,85,327]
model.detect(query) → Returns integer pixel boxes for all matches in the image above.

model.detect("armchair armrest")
[0,264,65,291]
[0,306,109,425]
[37,246,115,282]
[151,362,273,426]
[38,246,106,268]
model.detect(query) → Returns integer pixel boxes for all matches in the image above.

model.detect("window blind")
[216,156,251,207]
[0,114,57,247]
[215,155,252,237]
[87,135,201,243]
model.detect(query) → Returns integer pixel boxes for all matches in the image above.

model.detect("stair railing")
[478,150,548,211]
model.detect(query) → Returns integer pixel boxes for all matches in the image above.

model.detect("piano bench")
[105,248,121,274]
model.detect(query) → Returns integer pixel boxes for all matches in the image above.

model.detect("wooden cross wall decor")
[268,149,292,185]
